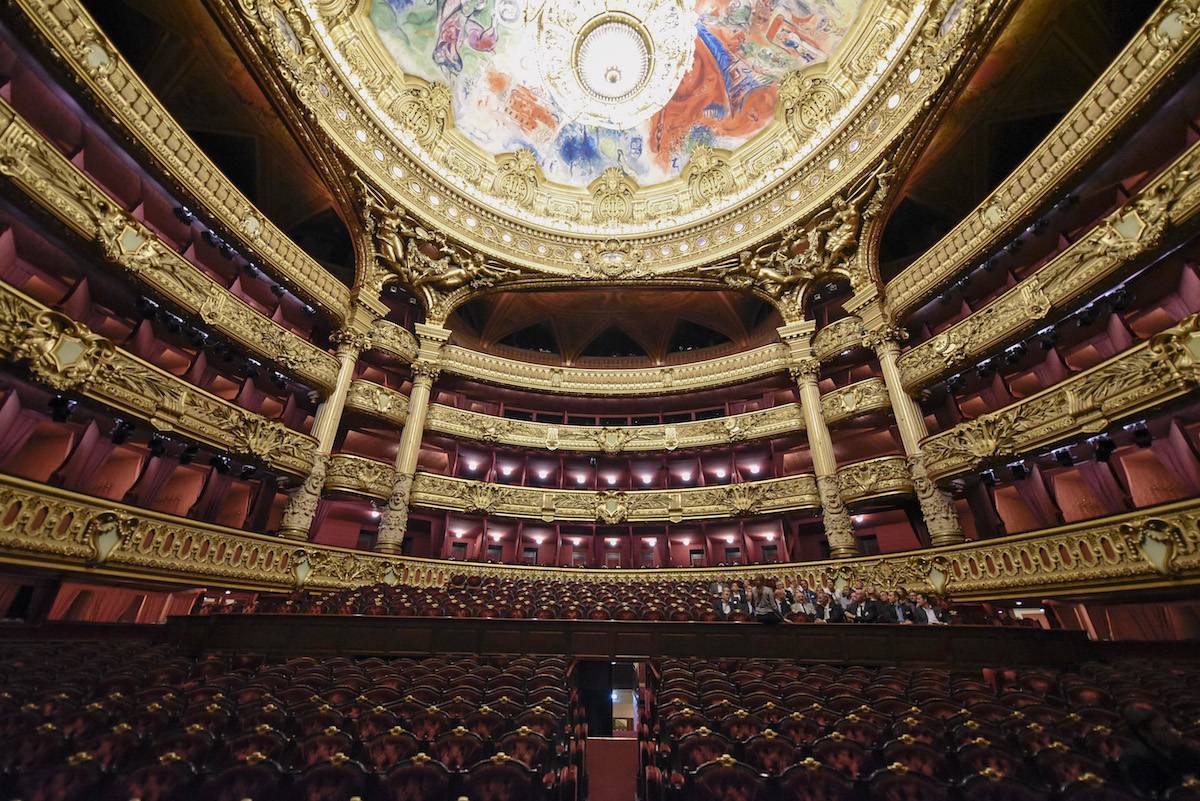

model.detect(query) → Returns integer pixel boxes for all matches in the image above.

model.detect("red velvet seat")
[690,756,765,801]
[108,755,197,801]
[364,728,421,772]
[777,758,856,801]
[377,755,452,801]
[432,727,486,769]
[290,757,371,801]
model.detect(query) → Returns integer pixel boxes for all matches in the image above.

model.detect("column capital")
[330,326,372,357]
[410,359,442,385]
[863,325,908,356]
[789,358,821,384]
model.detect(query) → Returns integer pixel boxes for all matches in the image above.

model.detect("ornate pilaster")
[780,322,860,558]
[868,320,966,546]
[376,324,449,554]
[278,323,370,540]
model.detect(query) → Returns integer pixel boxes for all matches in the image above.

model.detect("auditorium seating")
[223,578,951,624]
[640,658,1200,801]
[0,641,581,801]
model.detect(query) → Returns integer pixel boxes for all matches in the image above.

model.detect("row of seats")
[0,642,582,801]
[640,658,1200,801]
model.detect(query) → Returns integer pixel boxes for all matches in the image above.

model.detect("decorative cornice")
[325,453,396,499]
[345,380,409,427]
[0,279,316,475]
[837,455,913,502]
[409,472,820,523]
[439,343,790,396]
[822,378,893,425]
[205,0,1007,279]
[2,472,1199,600]
[6,0,352,321]
[898,140,1200,389]
[887,0,1200,318]
[921,313,1200,480]
[0,98,340,391]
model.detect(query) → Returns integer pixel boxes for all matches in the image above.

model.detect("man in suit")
[911,593,948,624]
[843,590,867,622]
[813,592,845,623]
[889,591,915,624]
[712,588,735,620]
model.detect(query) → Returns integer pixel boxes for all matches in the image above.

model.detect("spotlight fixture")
[242,263,260,279]
[269,284,286,297]
[135,296,160,319]
[1076,305,1099,326]
[947,373,966,392]
[1054,449,1074,467]
[981,469,996,486]
[239,465,257,480]
[178,443,199,464]
[187,328,208,348]
[109,418,133,444]
[173,206,195,224]
[148,434,169,457]
[976,360,995,379]
[48,394,76,422]
[210,454,232,474]
[302,304,316,316]
[1008,461,1026,480]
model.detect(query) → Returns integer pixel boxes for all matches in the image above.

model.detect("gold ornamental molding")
[921,312,1200,481]
[1,472,1199,600]
[207,0,1009,279]
[345,380,409,427]
[368,320,418,363]
[325,453,395,499]
[5,0,353,321]
[426,403,805,454]
[898,140,1200,390]
[887,0,1200,319]
[837,455,913,503]
[439,343,790,396]
[409,471,820,523]
[813,316,867,362]
[822,378,892,426]
[0,279,316,475]
[0,98,341,392]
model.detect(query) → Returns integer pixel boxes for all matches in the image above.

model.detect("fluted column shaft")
[376,323,450,554]
[871,330,965,546]
[779,322,859,559]
[279,330,368,540]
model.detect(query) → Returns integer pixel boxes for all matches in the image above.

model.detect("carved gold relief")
[0,99,339,391]
[345,381,409,426]
[888,1,1200,318]
[325,454,396,499]
[921,313,1200,480]
[822,379,892,425]
[1,472,1199,599]
[8,0,352,320]
[408,472,820,522]
[0,280,315,475]
[837,456,913,502]
[899,141,1200,389]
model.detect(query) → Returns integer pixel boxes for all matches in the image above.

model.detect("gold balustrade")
[0,278,316,475]
[0,97,340,391]
[887,0,1200,319]
[0,472,1197,600]
[7,0,353,321]
[899,140,1200,390]
[921,313,1200,481]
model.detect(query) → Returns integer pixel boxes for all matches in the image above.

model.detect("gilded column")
[868,327,965,546]
[779,322,859,558]
[279,327,370,540]
[376,323,450,554]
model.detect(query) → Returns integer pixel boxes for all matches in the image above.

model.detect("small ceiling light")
[853,515,865,524]
[714,468,727,478]
[765,532,776,541]
[681,537,691,545]
[536,469,549,479]
[453,530,464,538]
[370,510,380,519]
[605,475,617,485]
[680,472,693,482]
[645,537,657,547]
[748,464,760,475]
[724,535,735,544]
[489,532,502,542]
[607,537,618,546]
[572,537,582,546]
[466,459,479,470]
[533,535,545,544]
[640,474,653,484]
[575,474,588,485]
[499,465,515,476]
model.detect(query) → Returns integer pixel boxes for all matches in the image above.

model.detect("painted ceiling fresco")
[370,0,863,188]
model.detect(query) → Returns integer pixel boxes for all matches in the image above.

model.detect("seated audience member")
[795,579,817,606]
[729,581,749,612]
[712,588,736,621]
[889,591,914,624]
[812,592,845,623]
[837,587,854,610]
[911,593,948,624]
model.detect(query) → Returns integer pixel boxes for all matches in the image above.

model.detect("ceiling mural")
[369,0,864,187]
